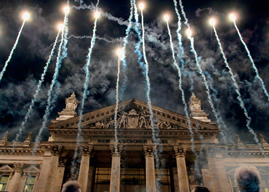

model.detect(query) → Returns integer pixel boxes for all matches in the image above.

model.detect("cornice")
[49,128,218,138]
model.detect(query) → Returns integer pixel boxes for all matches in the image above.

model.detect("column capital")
[174,146,186,157]
[50,145,63,156]
[80,145,93,156]
[143,145,155,157]
[14,163,24,173]
[110,145,123,157]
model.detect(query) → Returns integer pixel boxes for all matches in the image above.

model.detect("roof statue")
[236,134,245,148]
[55,93,78,122]
[0,131,8,146]
[188,94,211,123]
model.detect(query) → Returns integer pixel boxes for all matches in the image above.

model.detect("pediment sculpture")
[93,108,173,130]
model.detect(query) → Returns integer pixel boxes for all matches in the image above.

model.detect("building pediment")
[0,164,13,173]
[23,165,40,173]
[48,99,219,133]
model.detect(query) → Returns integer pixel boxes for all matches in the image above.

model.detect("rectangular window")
[120,168,145,192]
[156,169,171,192]
[0,175,9,191]
[23,176,36,192]
[94,168,111,192]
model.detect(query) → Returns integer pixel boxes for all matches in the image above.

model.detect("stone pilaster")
[7,163,24,192]
[78,145,92,192]
[45,145,62,192]
[205,147,220,192]
[144,146,156,192]
[214,152,232,192]
[174,146,189,192]
[109,145,122,192]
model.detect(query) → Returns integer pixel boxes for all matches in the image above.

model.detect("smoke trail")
[140,7,162,167]
[232,21,269,101]
[0,21,26,83]
[71,4,100,178]
[133,1,145,73]
[33,12,69,153]
[178,0,228,143]
[113,59,121,155]
[13,30,61,144]
[61,0,70,60]
[172,0,184,62]
[178,0,190,28]
[166,20,197,155]
[47,35,121,49]
[72,4,130,27]
[120,0,134,101]
[212,26,262,148]
[173,0,195,92]
[189,36,228,142]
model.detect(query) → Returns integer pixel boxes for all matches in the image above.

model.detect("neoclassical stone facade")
[0,95,268,192]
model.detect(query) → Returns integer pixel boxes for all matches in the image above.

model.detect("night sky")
[0,0,268,144]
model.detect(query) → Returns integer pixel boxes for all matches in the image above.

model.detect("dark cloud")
[0,0,268,145]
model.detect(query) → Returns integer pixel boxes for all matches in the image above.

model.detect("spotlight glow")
[229,13,236,21]
[186,28,192,38]
[139,3,145,10]
[58,24,64,31]
[94,11,100,19]
[116,48,124,59]
[209,18,216,26]
[164,14,169,22]
[22,12,30,21]
[64,6,70,14]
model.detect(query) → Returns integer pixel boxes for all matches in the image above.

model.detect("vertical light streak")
[232,21,269,101]
[178,0,228,143]
[114,58,121,155]
[166,20,196,155]
[71,5,100,178]
[13,30,61,144]
[0,21,26,82]
[140,7,161,167]
[212,26,262,148]
[120,0,134,100]
[33,12,69,153]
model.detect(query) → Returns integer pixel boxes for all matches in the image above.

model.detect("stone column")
[109,145,122,192]
[45,145,62,192]
[174,147,190,192]
[78,145,92,192]
[7,163,24,192]
[144,146,156,192]
[35,149,52,192]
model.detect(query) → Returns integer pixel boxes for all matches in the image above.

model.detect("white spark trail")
[120,0,134,100]
[232,21,269,101]
[0,21,26,83]
[113,59,121,155]
[71,3,100,178]
[140,8,161,166]
[166,21,197,155]
[212,26,262,148]
[178,0,228,143]
[13,30,61,144]
[33,12,68,153]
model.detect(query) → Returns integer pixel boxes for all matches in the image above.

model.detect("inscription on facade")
[97,139,168,144]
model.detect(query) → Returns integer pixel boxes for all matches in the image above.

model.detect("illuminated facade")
[0,94,269,192]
